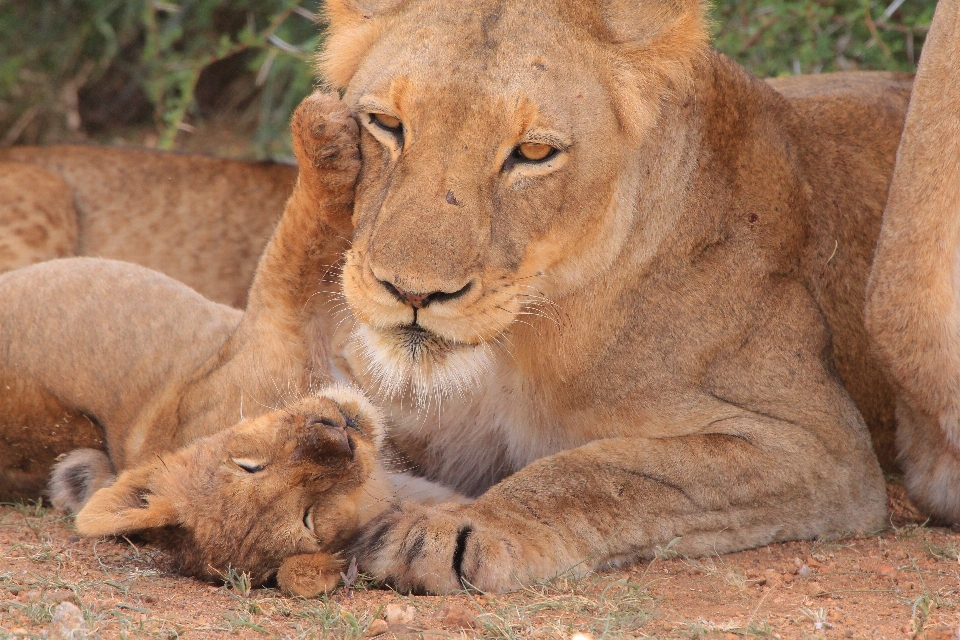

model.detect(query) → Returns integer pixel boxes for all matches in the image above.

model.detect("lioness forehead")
[342,0,608,105]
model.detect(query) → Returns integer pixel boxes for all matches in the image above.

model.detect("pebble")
[364,619,389,637]
[49,601,86,640]
[385,603,415,625]
[437,604,476,629]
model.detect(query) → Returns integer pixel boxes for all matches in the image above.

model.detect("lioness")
[866,0,960,524]
[0,146,296,307]
[300,0,917,593]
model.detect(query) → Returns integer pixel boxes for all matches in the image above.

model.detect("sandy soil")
[1,482,958,639]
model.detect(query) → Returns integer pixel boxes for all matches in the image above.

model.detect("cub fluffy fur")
[63,393,391,595]
[311,0,916,593]
[865,0,960,523]
[0,146,296,307]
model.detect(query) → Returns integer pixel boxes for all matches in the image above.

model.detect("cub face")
[328,0,707,401]
[73,388,387,587]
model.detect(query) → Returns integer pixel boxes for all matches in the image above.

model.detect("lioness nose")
[378,279,472,309]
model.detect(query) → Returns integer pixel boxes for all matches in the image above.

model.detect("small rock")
[364,619,389,637]
[760,569,782,589]
[437,604,476,629]
[877,564,896,577]
[24,590,41,602]
[49,601,86,640]
[804,581,824,597]
[385,603,415,625]
[797,564,813,577]
[915,624,960,640]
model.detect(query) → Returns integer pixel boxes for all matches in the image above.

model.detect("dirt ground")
[3,116,960,640]
[1,482,958,639]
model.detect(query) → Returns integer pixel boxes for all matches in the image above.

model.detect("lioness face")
[334,0,694,400]
[76,390,386,584]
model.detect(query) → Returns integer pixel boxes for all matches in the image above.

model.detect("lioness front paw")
[353,501,549,594]
[290,91,361,195]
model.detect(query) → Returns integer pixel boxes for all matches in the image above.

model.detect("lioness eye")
[371,112,402,133]
[232,458,265,473]
[514,142,556,162]
[303,506,314,532]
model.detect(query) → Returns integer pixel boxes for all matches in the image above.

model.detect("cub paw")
[277,552,344,597]
[290,92,361,189]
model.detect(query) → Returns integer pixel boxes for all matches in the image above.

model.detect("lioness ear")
[319,0,408,89]
[74,467,179,538]
[597,0,709,139]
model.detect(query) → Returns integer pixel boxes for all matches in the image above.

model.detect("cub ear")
[74,466,179,538]
[597,0,709,139]
[319,0,407,89]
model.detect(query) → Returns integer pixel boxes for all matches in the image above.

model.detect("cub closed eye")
[513,142,557,163]
[370,112,402,134]
[306,417,340,429]
[232,458,266,473]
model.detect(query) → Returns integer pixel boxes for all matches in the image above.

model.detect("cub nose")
[378,279,472,309]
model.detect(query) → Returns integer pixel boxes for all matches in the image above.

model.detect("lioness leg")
[865,0,960,522]
[0,163,78,272]
[355,420,885,594]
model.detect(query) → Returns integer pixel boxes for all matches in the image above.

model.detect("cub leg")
[0,375,105,502]
[865,0,960,523]
[0,163,78,272]
[353,417,886,594]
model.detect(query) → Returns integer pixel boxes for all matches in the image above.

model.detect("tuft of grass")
[220,565,253,599]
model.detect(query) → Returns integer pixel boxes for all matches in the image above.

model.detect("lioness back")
[0,145,298,307]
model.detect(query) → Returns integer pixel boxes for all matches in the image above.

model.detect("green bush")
[0,0,936,159]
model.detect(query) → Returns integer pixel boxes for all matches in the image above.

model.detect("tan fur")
[0,146,296,307]
[300,0,917,593]
[73,395,390,591]
[865,0,960,523]
[0,94,416,593]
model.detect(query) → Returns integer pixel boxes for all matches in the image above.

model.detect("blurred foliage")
[0,0,937,159]
[714,0,936,76]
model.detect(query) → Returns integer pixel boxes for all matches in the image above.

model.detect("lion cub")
[0,93,457,593]
[59,391,391,596]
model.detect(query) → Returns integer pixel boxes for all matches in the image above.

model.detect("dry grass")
[2,484,959,639]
